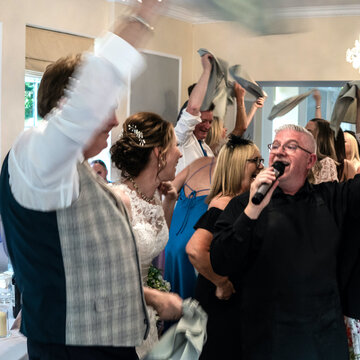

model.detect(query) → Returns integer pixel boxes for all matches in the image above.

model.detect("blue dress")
[164,160,214,299]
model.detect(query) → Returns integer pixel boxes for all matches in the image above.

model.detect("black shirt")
[210,178,360,360]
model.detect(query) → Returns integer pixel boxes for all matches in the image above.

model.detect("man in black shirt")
[210,124,360,360]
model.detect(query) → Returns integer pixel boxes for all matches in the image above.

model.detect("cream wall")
[0,0,193,163]
[192,17,360,82]
[1,1,360,163]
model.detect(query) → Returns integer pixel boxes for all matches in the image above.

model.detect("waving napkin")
[330,81,360,135]
[197,49,266,120]
[229,64,267,99]
[144,298,208,360]
[268,90,314,120]
[197,48,234,121]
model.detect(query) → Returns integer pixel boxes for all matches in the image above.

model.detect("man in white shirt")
[0,1,181,359]
[175,54,215,174]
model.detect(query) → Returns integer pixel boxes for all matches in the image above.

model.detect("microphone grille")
[272,161,286,176]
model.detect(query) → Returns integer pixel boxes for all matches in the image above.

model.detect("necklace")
[128,177,155,203]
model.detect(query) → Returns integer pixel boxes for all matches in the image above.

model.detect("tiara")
[128,124,146,146]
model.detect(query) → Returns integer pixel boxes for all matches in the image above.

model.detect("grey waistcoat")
[57,163,149,346]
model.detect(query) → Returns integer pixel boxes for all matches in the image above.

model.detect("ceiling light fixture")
[346,36,360,72]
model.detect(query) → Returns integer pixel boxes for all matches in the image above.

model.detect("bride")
[110,111,182,358]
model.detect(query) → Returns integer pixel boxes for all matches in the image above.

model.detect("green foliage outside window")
[25,75,42,128]
[25,82,34,120]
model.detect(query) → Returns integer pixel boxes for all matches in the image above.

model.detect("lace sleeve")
[313,157,338,184]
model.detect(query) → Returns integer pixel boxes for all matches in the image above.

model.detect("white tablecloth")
[0,330,28,360]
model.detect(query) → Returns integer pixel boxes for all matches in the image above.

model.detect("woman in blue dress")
[164,156,215,299]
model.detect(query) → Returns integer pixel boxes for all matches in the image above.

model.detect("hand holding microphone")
[251,161,287,205]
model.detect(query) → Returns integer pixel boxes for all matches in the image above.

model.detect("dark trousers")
[27,339,138,360]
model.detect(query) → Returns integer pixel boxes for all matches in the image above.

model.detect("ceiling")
[111,0,360,24]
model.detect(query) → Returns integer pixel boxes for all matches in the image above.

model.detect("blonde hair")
[345,132,360,162]
[205,116,225,156]
[207,138,259,203]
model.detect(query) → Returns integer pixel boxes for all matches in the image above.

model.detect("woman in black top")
[186,135,264,359]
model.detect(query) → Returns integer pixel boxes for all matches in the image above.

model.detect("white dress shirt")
[174,109,214,175]
[8,33,145,211]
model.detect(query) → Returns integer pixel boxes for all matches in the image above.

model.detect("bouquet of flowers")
[147,264,171,292]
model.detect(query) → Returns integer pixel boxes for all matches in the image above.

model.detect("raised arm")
[313,89,322,119]
[231,83,247,136]
[114,0,164,49]
[245,96,265,132]
[159,181,178,229]
[160,164,189,228]
[186,54,213,116]
[210,168,278,276]
[9,0,165,211]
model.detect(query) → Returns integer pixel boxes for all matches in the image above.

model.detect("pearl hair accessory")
[128,124,146,146]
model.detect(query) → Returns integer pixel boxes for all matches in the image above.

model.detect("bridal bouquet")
[147,265,171,292]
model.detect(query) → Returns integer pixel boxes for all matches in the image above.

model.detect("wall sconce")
[346,36,360,72]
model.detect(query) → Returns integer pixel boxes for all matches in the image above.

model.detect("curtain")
[25,26,93,73]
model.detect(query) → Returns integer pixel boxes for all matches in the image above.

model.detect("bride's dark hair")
[111,112,174,177]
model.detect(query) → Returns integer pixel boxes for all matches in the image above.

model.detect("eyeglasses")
[267,141,312,155]
[246,157,264,168]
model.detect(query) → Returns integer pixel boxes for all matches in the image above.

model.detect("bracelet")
[316,105,321,109]
[129,15,154,32]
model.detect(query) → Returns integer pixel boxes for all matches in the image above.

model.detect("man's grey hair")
[275,124,316,154]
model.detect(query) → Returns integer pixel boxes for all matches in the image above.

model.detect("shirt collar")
[273,180,313,199]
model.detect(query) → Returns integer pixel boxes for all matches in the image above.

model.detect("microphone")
[251,161,287,205]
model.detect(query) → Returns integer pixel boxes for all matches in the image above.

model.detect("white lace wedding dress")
[112,183,169,359]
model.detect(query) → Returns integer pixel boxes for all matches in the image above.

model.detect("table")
[0,329,28,360]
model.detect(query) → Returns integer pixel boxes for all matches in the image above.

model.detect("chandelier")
[346,36,360,72]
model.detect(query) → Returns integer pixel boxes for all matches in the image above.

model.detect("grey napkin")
[330,81,360,135]
[229,64,267,99]
[197,48,234,120]
[268,90,314,120]
[144,298,207,360]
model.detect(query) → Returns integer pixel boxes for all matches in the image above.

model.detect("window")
[257,82,353,165]
[25,71,43,129]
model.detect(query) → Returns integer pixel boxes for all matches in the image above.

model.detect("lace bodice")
[111,183,168,283]
[312,157,338,184]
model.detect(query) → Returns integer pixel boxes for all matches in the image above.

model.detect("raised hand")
[234,82,246,100]
[254,97,265,108]
[201,53,213,72]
